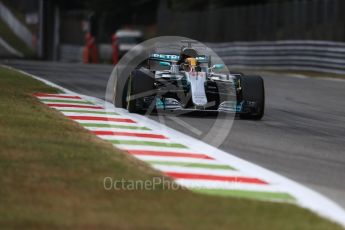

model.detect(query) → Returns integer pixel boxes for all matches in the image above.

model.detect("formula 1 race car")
[115,41,265,119]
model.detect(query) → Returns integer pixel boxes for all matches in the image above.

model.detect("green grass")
[0,18,35,58]
[0,66,343,229]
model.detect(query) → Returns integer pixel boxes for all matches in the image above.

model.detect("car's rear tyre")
[126,69,155,113]
[240,75,265,120]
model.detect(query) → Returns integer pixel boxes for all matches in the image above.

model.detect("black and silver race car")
[115,42,265,119]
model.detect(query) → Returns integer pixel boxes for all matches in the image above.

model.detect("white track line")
[72,120,137,126]
[114,145,195,152]
[54,107,108,112]
[133,155,226,165]
[48,105,103,110]
[176,179,286,193]
[152,165,242,177]
[60,112,121,117]
[85,127,153,133]
[40,101,93,105]
[37,96,86,101]
[97,136,169,142]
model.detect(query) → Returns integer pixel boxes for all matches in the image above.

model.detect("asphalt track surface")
[3,59,345,209]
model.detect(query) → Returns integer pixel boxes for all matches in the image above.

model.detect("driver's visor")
[186,57,197,67]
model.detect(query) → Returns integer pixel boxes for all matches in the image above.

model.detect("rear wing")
[149,53,208,63]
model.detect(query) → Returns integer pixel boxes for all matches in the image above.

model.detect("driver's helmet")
[178,47,199,71]
[186,57,197,71]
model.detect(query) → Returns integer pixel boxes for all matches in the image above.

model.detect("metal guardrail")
[59,44,83,63]
[59,44,112,63]
[208,40,345,75]
[59,40,345,75]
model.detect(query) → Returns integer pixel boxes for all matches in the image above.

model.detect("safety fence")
[59,44,112,63]
[59,44,83,63]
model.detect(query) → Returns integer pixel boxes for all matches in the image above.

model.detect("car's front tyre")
[126,69,155,113]
[239,75,265,120]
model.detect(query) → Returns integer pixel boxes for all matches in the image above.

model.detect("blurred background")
[0,0,344,73]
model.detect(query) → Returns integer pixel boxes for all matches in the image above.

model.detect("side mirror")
[159,61,171,67]
[212,64,224,70]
